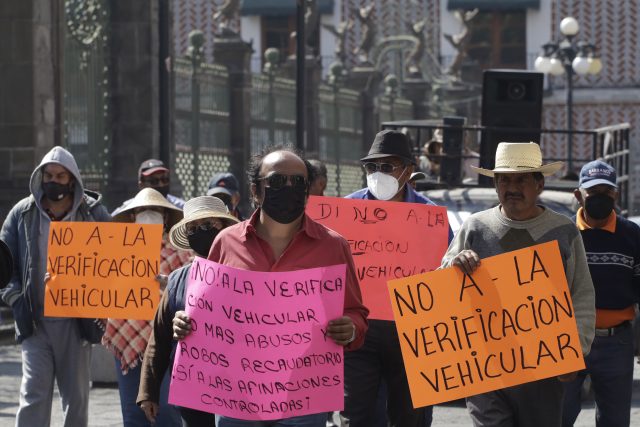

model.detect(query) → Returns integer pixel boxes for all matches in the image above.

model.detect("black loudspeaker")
[479,70,544,181]
[440,116,466,186]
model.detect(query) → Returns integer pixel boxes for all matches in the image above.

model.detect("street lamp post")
[534,16,602,175]
[328,61,345,196]
[186,30,205,196]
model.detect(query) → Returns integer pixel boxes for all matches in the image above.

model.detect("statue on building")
[322,19,354,64]
[443,9,479,79]
[406,19,427,78]
[305,0,320,52]
[353,4,376,64]
[213,0,241,37]
[290,0,320,55]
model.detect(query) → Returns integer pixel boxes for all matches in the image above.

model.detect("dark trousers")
[115,359,181,427]
[562,325,634,427]
[342,320,430,427]
[179,407,216,427]
[466,377,564,427]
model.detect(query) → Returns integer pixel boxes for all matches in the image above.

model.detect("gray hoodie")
[0,146,111,341]
[30,147,86,318]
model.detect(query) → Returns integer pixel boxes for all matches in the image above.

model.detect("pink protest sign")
[169,257,346,420]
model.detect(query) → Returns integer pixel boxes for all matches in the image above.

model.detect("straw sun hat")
[169,196,239,250]
[471,142,563,177]
[112,187,183,228]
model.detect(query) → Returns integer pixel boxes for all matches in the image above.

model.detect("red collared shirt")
[208,209,369,350]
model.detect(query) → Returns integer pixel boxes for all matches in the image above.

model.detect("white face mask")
[367,172,401,201]
[135,210,164,225]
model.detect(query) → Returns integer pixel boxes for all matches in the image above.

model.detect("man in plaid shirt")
[104,188,192,427]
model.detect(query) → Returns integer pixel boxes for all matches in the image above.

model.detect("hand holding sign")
[451,249,481,275]
[172,310,192,340]
[325,316,356,346]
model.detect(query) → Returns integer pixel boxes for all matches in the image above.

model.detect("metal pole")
[334,86,341,196]
[187,30,204,196]
[296,0,305,152]
[191,59,200,196]
[566,63,574,174]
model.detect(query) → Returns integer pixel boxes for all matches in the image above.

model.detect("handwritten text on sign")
[44,222,163,320]
[388,241,585,408]
[169,258,346,420]
[306,195,448,320]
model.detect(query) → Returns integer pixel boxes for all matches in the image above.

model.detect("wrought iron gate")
[61,0,111,192]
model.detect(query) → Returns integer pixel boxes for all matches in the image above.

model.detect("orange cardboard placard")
[388,241,585,408]
[44,222,163,320]
[306,195,449,320]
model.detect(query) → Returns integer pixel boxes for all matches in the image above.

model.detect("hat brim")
[207,187,233,197]
[360,153,414,163]
[410,172,426,181]
[140,167,169,177]
[169,211,239,251]
[470,161,564,178]
[580,178,617,189]
[0,240,12,289]
[112,198,183,229]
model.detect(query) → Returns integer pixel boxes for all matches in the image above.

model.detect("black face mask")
[584,193,615,220]
[261,185,307,224]
[154,185,170,198]
[187,229,220,257]
[42,182,73,202]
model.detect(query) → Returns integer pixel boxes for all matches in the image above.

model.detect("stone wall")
[105,1,162,209]
[0,0,59,218]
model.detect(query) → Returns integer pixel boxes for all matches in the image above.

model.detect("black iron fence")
[173,60,232,199]
[171,56,415,200]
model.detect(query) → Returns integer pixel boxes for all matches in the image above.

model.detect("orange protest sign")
[306,195,449,320]
[44,222,163,320]
[388,241,585,408]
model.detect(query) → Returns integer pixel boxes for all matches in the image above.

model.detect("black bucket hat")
[361,130,414,164]
[0,239,13,289]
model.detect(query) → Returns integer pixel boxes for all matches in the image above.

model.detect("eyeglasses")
[186,221,221,236]
[258,173,308,191]
[141,176,170,186]
[362,162,405,174]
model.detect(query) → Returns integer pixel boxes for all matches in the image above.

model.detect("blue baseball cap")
[207,172,240,197]
[579,160,617,189]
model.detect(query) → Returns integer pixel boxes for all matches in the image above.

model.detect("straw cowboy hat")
[169,196,239,250]
[112,187,183,228]
[471,142,563,177]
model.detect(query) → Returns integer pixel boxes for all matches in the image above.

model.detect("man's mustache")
[505,192,524,199]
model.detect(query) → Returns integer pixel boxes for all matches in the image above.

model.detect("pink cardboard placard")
[169,257,346,420]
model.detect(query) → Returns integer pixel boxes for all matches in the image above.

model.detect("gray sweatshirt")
[441,205,596,355]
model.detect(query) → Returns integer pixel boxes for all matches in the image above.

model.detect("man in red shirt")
[172,147,369,427]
